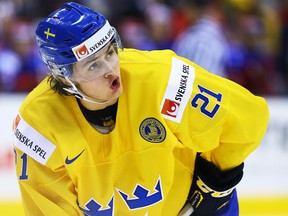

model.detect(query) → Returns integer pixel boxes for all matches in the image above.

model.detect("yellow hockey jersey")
[13,49,269,216]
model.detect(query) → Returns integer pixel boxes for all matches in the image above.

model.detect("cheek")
[78,80,103,95]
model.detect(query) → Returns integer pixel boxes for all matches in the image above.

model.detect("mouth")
[110,77,120,90]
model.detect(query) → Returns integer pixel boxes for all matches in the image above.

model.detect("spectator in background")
[0,19,47,92]
[278,0,288,94]
[0,39,21,92]
[118,16,153,50]
[0,0,80,92]
[0,0,286,95]
[11,20,47,91]
[225,0,280,95]
[0,2,19,91]
[143,2,174,50]
[111,0,151,50]
[172,0,229,77]
[116,1,174,51]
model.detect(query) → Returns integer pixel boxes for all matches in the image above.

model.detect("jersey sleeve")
[169,55,269,171]
[12,109,82,215]
[14,147,82,216]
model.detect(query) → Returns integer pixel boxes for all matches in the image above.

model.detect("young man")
[13,2,269,216]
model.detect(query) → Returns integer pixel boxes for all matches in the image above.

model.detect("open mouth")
[111,77,120,90]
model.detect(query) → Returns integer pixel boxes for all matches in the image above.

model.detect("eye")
[105,49,116,59]
[88,61,100,71]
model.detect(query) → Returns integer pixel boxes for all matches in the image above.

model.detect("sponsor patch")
[161,99,180,118]
[74,45,90,60]
[139,118,166,143]
[160,57,195,123]
[13,114,56,165]
[72,21,114,61]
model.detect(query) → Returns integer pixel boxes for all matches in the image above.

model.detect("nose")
[103,61,118,78]
[104,69,113,78]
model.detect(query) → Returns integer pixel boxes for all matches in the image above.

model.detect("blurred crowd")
[0,0,287,95]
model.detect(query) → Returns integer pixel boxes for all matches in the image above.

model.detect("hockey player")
[13,2,269,216]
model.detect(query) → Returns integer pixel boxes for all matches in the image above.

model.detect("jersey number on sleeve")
[14,149,28,180]
[191,85,222,118]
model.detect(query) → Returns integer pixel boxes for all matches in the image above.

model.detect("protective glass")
[69,43,119,83]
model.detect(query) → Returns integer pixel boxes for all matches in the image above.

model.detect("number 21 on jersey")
[191,84,222,118]
[14,149,28,180]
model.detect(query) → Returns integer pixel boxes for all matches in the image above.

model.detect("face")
[72,44,123,107]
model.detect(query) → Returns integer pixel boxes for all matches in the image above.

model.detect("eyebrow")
[82,56,100,69]
[82,45,112,68]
